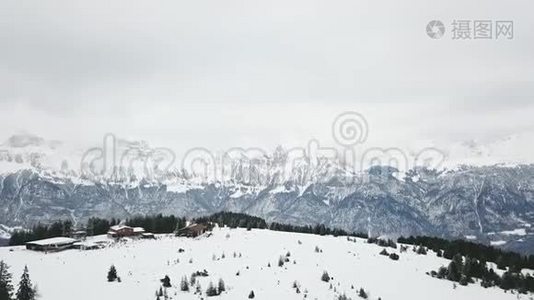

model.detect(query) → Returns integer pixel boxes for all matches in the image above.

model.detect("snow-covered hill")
[0,227,525,300]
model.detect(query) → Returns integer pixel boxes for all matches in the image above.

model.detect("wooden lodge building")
[26,237,78,252]
[107,225,147,238]
[176,223,212,237]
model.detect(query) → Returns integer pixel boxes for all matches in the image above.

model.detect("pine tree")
[206,282,218,296]
[321,271,330,282]
[180,276,189,292]
[416,246,427,255]
[0,261,14,300]
[107,265,118,282]
[190,274,196,287]
[161,275,171,288]
[278,256,284,267]
[496,255,507,270]
[389,253,400,261]
[15,266,35,300]
[248,290,255,298]
[447,254,463,282]
[217,278,225,293]
[358,288,368,299]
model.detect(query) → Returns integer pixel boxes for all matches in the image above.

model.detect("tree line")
[9,220,73,246]
[9,214,186,246]
[400,235,534,294]
[269,222,368,239]
[9,211,370,245]
[430,253,534,294]
[398,235,534,270]
[194,212,267,230]
[86,214,186,236]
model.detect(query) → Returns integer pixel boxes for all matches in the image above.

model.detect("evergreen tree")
[416,246,427,255]
[500,272,515,290]
[496,256,507,270]
[447,254,463,282]
[107,265,118,282]
[190,274,196,287]
[15,266,35,300]
[180,276,189,292]
[358,288,368,299]
[389,253,400,261]
[248,290,255,299]
[161,275,171,288]
[0,261,14,300]
[206,282,218,296]
[321,271,330,282]
[278,256,284,267]
[217,278,225,293]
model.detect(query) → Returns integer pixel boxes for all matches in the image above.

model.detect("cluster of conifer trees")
[398,235,534,270]
[399,236,534,293]
[125,214,186,234]
[269,222,368,239]
[430,253,534,293]
[0,261,36,300]
[194,212,267,230]
[9,220,73,246]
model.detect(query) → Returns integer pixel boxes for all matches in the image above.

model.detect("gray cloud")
[0,0,533,165]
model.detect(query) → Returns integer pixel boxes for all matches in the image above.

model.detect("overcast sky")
[1,0,533,166]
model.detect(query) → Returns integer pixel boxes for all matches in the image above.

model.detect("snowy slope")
[0,227,524,300]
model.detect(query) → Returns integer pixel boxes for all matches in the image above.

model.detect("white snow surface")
[0,227,523,300]
[490,240,507,246]
[25,237,77,246]
[500,228,527,236]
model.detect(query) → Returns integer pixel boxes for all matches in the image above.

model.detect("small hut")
[107,225,135,238]
[176,223,212,237]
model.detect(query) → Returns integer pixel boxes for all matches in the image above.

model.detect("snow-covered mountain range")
[1,134,534,254]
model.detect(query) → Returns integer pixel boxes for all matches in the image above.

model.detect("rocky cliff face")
[1,164,534,253]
